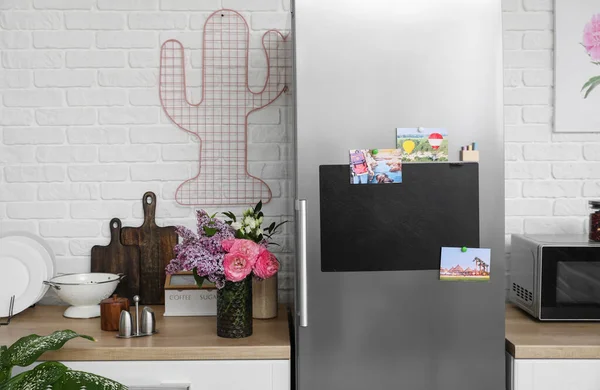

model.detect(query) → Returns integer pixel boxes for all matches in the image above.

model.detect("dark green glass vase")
[217,277,253,338]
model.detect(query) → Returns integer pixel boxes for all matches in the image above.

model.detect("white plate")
[0,241,46,317]
[0,232,56,301]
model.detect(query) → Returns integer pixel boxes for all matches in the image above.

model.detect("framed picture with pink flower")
[556,1,600,132]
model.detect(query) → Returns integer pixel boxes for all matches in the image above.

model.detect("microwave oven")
[508,234,600,321]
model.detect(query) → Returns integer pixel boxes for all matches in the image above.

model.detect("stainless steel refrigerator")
[293,1,505,390]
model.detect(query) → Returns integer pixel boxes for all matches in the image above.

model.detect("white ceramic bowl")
[44,273,125,318]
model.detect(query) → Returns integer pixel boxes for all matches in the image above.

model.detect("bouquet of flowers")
[582,14,600,98]
[166,202,285,289]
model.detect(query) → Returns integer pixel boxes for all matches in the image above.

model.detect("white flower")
[231,222,242,230]
[244,216,253,225]
[258,216,263,225]
[245,226,252,234]
[248,219,256,229]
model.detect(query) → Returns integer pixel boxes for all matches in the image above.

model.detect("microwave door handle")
[296,199,308,328]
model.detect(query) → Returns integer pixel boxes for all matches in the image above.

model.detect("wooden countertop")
[0,305,291,361]
[506,304,600,359]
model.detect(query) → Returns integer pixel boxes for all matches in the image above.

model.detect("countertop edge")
[508,346,600,360]
[506,304,600,360]
[37,347,292,361]
[0,305,291,362]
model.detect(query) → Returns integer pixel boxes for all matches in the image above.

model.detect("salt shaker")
[118,310,133,338]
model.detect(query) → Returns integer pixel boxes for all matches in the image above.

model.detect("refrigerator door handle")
[296,199,308,328]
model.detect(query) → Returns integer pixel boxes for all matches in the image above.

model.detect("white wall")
[3,0,589,302]
[503,0,593,264]
[0,0,294,302]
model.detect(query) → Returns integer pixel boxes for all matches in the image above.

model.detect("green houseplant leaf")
[1,330,94,371]
[0,330,125,389]
[0,361,67,390]
[0,347,8,384]
[54,370,127,390]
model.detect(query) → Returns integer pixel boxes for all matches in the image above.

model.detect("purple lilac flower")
[165,210,234,290]
[176,225,198,242]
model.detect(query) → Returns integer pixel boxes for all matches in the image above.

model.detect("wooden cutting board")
[91,218,140,300]
[121,192,178,305]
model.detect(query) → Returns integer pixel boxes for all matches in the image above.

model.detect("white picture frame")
[555,0,600,133]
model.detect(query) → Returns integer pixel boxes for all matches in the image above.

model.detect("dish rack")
[0,295,15,326]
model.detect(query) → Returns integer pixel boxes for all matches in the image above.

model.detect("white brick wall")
[503,0,592,288]
[0,0,294,303]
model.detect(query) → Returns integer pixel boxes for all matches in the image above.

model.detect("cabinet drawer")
[14,360,290,390]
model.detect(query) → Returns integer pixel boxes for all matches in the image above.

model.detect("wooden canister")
[100,294,130,331]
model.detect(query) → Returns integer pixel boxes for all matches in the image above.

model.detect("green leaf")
[264,222,276,233]
[234,230,245,239]
[54,370,127,390]
[0,372,24,390]
[0,368,9,387]
[584,78,600,98]
[272,221,287,233]
[254,200,262,214]
[1,330,94,373]
[203,226,218,237]
[222,211,236,222]
[581,76,600,92]
[0,361,67,390]
[210,212,217,219]
[192,267,205,288]
[257,211,264,219]
[0,347,8,385]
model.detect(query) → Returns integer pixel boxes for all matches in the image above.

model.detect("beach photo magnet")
[396,127,449,162]
[440,247,491,282]
[349,149,402,185]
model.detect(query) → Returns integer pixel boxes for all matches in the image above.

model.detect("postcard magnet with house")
[440,247,491,282]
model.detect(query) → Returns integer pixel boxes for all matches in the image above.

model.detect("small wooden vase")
[252,275,278,319]
[100,294,130,331]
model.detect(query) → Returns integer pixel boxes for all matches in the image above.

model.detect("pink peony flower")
[584,14,600,61]
[223,252,253,282]
[221,238,235,252]
[253,248,279,279]
[225,239,261,263]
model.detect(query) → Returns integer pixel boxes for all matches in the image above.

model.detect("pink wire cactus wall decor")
[159,9,289,206]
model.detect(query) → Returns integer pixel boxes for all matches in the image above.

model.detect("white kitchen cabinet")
[505,304,600,390]
[507,353,600,390]
[16,360,290,390]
